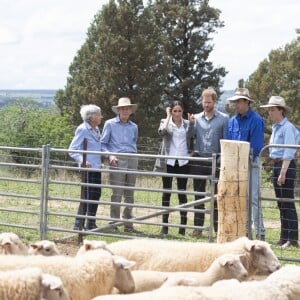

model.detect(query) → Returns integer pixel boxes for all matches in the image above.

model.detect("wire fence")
[0,143,299,263]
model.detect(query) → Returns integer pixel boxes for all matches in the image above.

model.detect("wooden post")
[217,140,250,243]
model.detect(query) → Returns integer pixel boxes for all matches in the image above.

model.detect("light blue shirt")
[191,110,228,154]
[269,117,299,160]
[68,121,102,168]
[100,116,138,153]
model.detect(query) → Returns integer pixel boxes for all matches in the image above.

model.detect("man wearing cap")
[226,88,266,240]
[260,96,299,248]
[101,97,138,233]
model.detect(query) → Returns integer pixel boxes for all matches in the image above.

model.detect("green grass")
[0,168,299,264]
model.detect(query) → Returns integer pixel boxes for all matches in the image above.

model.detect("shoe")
[73,225,85,231]
[124,226,139,233]
[256,234,265,241]
[281,240,299,249]
[191,229,203,238]
[86,224,98,230]
[160,227,168,235]
[276,239,286,246]
[179,228,185,235]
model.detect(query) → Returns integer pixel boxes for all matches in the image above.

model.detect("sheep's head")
[245,239,280,274]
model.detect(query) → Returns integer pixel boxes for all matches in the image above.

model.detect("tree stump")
[217,140,250,243]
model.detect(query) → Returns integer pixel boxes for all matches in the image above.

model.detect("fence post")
[217,140,250,242]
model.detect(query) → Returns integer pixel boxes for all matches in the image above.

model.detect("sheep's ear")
[30,244,38,250]
[218,256,230,267]
[113,256,136,269]
[42,273,63,290]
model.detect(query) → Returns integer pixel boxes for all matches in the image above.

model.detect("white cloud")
[0,0,299,89]
[209,0,300,90]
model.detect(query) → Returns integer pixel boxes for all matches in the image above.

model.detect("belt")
[271,158,283,164]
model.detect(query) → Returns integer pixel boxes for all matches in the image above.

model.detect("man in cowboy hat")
[101,97,139,233]
[260,96,299,248]
[226,88,266,240]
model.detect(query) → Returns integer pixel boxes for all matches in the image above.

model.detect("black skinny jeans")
[162,161,189,232]
[273,160,298,242]
[190,156,219,233]
[75,171,101,228]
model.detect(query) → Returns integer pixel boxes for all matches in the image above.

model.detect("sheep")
[76,239,113,256]
[92,264,300,300]
[28,240,60,256]
[107,237,280,276]
[129,253,247,292]
[0,249,136,300]
[181,264,300,300]
[0,232,28,255]
[0,267,69,300]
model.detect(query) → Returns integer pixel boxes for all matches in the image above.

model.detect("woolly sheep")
[0,232,28,255]
[92,265,300,300]
[0,267,69,300]
[76,239,113,256]
[0,249,136,300]
[28,240,60,256]
[183,264,300,300]
[130,253,247,292]
[107,237,280,276]
[91,285,206,300]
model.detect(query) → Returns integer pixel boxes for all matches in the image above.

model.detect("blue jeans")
[251,158,265,236]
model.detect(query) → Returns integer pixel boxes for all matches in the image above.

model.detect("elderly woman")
[69,104,103,230]
[260,96,299,248]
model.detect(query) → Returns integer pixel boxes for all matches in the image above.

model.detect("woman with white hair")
[260,96,299,248]
[69,104,103,230]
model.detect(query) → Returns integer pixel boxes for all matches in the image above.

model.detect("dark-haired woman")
[158,101,190,235]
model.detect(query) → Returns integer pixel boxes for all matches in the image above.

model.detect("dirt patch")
[55,237,80,256]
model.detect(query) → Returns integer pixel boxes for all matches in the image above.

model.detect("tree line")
[1,1,299,157]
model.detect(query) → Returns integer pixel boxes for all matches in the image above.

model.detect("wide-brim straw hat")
[112,97,137,114]
[227,88,255,102]
[260,96,290,112]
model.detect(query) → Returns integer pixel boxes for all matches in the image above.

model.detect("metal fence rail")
[0,144,299,263]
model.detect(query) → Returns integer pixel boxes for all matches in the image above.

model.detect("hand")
[166,107,171,117]
[85,162,91,168]
[188,113,195,124]
[109,155,118,167]
[277,173,286,186]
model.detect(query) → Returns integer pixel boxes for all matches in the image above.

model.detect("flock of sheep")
[0,232,299,299]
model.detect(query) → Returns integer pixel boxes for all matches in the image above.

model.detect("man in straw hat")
[226,87,266,240]
[101,97,139,233]
[260,96,299,248]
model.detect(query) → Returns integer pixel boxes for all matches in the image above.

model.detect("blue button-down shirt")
[100,116,138,153]
[269,117,299,160]
[192,110,229,154]
[68,121,102,168]
[226,108,265,159]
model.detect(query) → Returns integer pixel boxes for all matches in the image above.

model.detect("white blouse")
[167,119,189,167]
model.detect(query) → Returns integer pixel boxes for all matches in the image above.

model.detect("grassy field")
[0,165,299,264]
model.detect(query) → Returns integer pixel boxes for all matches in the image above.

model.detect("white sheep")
[76,239,113,256]
[28,240,60,256]
[183,264,300,300]
[0,232,28,255]
[107,237,280,276]
[92,265,300,300]
[0,267,69,300]
[130,253,247,292]
[0,249,136,300]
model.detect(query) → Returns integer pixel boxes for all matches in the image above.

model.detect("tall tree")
[151,0,227,114]
[55,0,170,136]
[246,37,300,127]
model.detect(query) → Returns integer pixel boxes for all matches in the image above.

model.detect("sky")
[0,0,299,90]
